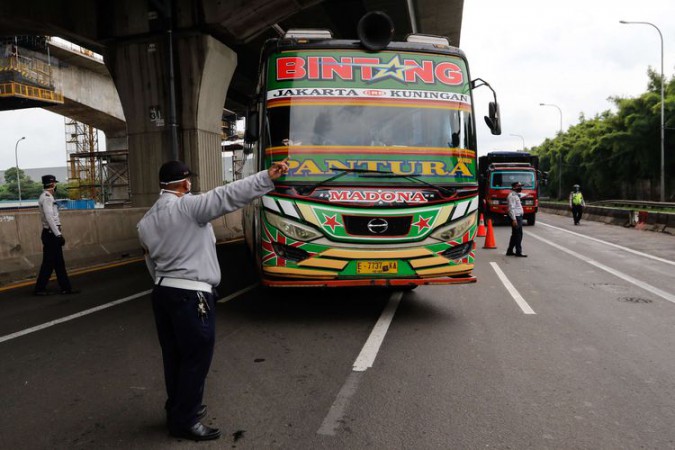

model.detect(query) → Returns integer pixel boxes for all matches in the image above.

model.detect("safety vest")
[572,192,583,205]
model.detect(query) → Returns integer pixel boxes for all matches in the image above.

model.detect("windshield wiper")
[383,173,457,197]
[296,168,393,195]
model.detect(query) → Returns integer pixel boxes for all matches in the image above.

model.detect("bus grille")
[342,215,412,237]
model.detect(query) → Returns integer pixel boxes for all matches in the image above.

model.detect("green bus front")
[243,41,482,287]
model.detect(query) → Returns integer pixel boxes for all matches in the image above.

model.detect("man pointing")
[138,158,288,441]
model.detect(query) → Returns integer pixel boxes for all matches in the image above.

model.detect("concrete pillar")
[104,131,130,202]
[105,33,236,206]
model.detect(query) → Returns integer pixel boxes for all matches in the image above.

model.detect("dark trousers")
[572,205,583,224]
[34,229,71,292]
[152,286,216,431]
[507,215,524,254]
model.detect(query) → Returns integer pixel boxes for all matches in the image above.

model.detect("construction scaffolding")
[0,36,63,110]
[65,118,130,205]
[222,109,245,181]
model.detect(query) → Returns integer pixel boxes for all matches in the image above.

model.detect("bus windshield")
[268,104,471,149]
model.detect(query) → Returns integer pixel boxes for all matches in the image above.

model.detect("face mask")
[160,178,190,196]
[53,185,58,193]
[515,187,522,193]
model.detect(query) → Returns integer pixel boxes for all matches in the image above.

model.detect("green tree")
[532,69,674,201]
[1,167,51,200]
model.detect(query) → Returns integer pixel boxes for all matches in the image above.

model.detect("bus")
[241,12,501,288]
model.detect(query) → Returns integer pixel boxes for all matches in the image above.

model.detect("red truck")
[478,151,546,226]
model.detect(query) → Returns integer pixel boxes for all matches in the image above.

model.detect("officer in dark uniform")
[34,175,78,296]
[138,159,288,441]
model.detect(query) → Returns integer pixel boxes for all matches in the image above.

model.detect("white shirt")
[137,170,274,287]
[507,190,523,220]
[38,190,62,236]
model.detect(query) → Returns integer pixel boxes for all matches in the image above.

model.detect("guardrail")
[539,201,674,234]
[590,199,675,210]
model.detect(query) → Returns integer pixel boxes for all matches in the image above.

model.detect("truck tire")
[525,214,536,226]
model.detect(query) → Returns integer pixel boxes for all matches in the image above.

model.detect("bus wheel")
[525,214,536,226]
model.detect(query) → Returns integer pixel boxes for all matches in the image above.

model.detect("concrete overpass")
[44,38,127,153]
[0,0,464,206]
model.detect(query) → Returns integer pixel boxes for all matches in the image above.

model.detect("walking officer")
[569,184,585,225]
[137,158,289,441]
[33,174,78,296]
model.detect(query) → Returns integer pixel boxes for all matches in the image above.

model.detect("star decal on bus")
[412,215,432,232]
[370,55,408,82]
[261,222,309,267]
[322,214,342,232]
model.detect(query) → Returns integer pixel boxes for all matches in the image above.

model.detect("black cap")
[511,181,523,189]
[159,160,193,184]
[42,174,58,185]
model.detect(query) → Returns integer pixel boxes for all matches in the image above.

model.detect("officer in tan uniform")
[138,159,288,441]
[34,175,78,296]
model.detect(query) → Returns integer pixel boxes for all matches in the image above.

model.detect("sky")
[0,0,674,171]
[461,0,675,154]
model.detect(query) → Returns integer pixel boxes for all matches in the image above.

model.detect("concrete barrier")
[0,208,244,286]
[539,202,674,234]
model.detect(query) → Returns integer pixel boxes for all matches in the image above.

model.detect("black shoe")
[33,290,54,296]
[505,252,515,256]
[166,405,207,426]
[515,253,528,257]
[60,289,81,295]
[170,422,221,441]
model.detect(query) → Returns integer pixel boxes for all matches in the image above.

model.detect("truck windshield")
[491,171,535,189]
[263,49,476,186]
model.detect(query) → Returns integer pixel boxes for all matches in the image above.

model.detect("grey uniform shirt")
[38,190,62,236]
[507,190,524,220]
[137,170,274,287]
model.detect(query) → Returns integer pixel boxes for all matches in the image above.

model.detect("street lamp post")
[620,20,665,202]
[509,133,525,151]
[14,136,26,207]
[539,103,563,199]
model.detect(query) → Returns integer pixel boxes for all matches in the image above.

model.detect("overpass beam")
[106,33,236,206]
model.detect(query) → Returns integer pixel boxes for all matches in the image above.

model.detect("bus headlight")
[430,213,477,242]
[265,212,322,242]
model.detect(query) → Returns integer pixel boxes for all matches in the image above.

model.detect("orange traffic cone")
[477,213,486,237]
[483,218,497,249]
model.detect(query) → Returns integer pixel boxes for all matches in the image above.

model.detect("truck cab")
[478,151,545,226]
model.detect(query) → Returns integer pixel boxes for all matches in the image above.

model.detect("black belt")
[43,226,62,234]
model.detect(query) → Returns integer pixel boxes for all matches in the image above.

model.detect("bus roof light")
[284,29,333,40]
[406,34,450,46]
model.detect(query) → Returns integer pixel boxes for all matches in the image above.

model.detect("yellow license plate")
[356,261,398,274]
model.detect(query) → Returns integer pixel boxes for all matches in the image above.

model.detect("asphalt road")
[1,212,674,449]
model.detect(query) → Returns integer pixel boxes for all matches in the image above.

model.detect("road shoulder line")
[0,289,152,344]
[528,232,675,304]
[539,221,675,266]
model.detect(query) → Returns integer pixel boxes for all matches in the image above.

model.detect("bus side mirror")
[540,171,549,186]
[244,110,259,151]
[484,101,501,135]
